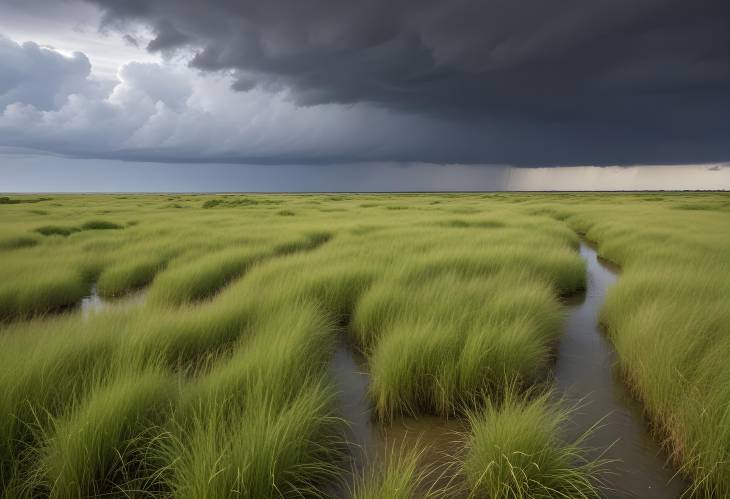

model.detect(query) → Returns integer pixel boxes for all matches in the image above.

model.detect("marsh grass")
[159,382,342,498]
[1,192,727,496]
[0,234,39,250]
[146,231,332,306]
[0,316,130,490]
[96,255,169,297]
[34,225,79,237]
[148,247,270,305]
[352,440,444,499]
[156,302,343,497]
[0,268,88,321]
[356,271,563,418]
[462,391,607,499]
[34,368,177,497]
[553,197,730,495]
[80,219,124,230]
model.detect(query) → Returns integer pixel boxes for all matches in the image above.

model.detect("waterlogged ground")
[0,192,728,498]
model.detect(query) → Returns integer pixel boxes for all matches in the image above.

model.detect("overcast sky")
[1,0,729,191]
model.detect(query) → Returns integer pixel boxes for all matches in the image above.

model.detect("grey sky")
[2,153,727,192]
[0,0,729,190]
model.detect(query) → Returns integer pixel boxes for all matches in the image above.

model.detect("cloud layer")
[90,1,730,148]
[1,35,497,164]
[2,0,730,166]
[0,37,104,111]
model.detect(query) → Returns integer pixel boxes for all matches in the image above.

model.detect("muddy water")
[330,336,377,477]
[554,241,687,498]
[329,336,462,496]
[330,240,687,498]
[80,285,147,318]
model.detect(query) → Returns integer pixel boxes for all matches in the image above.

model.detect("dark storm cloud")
[86,0,730,165]
[122,34,139,48]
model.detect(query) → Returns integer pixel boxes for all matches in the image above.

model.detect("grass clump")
[96,257,166,297]
[201,199,223,208]
[0,234,38,250]
[201,196,260,208]
[148,247,268,305]
[36,369,177,497]
[160,382,340,498]
[80,219,124,230]
[33,225,79,237]
[0,196,50,204]
[0,316,129,489]
[157,302,342,497]
[148,232,331,306]
[352,442,437,499]
[356,272,563,418]
[34,220,123,237]
[438,218,505,229]
[0,269,88,320]
[463,391,605,498]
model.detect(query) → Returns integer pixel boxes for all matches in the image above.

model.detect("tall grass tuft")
[34,368,177,497]
[96,256,167,297]
[462,391,606,498]
[150,299,344,496]
[0,269,88,320]
[352,441,440,499]
[357,272,563,418]
[148,247,269,305]
[80,220,124,231]
[159,381,341,498]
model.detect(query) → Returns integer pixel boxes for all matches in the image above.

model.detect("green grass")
[147,247,268,305]
[0,234,39,250]
[0,315,129,491]
[80,219,124,230]
[0,192,727,496]
[160,381,341,498]
[0,268,88,320]
[96,254,171,297]
[36,368,176,497]
[0,196,50,204]
[352,442,437,499]
[518,193,730,496]
[347,225,577,419]
[360,272,563,418]
[157,301,342,497]
[147,232,332,306]
[34,225,79,237]
[463,391,605,498]
[585,229,730,496]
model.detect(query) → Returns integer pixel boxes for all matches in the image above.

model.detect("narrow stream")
[330,335,461,496]
[554,241,687,498]
[330,240,688,498]
[80,285,147,319]
[330,335,376,479]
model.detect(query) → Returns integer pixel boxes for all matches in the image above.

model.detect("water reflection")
[80,285,147,319]
[554,242,687,498]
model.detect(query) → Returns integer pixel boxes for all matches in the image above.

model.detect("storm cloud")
[1,0,729,166]
[0,36,494,164]
[85,0,730,163]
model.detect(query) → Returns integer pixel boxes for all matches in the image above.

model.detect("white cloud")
[0,36,107,110]
[0,36,479,164]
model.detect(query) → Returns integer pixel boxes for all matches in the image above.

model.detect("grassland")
[0,192,727,498]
